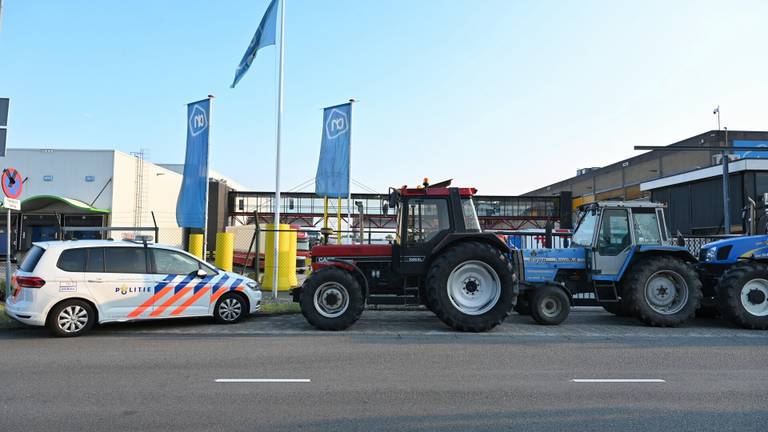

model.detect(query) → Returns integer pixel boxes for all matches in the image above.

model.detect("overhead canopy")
[21,195,110,213]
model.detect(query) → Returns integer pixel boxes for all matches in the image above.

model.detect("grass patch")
[257,301,300,315]
[0,303,17,328]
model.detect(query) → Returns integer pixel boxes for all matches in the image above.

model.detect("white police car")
[5,240,262,337]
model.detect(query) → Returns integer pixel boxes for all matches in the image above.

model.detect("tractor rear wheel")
[426,242,517,332]
[299,267,364,331]
[716,262,768,329]
[623,256,702,327]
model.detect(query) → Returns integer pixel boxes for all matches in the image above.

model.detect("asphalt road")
[1,309,767,432]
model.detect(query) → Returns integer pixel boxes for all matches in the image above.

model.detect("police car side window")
[151,249,200,275]
[85,248,105,273]
[104,248,148,274]
[57,249,86,272]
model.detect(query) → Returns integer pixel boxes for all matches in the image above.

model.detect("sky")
[1,0,767,195]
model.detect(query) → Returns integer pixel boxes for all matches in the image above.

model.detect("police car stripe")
[209,275,232,304]
[127,275,177,318]
[169,276,215,316]
[150,274,198,317]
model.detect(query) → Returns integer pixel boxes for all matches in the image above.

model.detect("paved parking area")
[13,306,764,339]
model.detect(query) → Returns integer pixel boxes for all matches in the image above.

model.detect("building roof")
[641,159,768,191]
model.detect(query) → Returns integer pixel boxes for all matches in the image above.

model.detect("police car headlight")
[246,281,258,290]
[704,247,717,262]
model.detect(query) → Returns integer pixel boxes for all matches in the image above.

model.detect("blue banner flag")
[315,103,352,198]
[231,0,278,88]
[176,99,210,228]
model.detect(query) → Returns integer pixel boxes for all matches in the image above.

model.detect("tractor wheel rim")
[57,305,88,333]
[314,282,350,318]
[540,296,562,318]
[740,278,768,317]
[219,298,243,321]
[447,260,501,316]
[644,270,688,315]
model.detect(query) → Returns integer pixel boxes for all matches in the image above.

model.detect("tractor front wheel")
[427,242,517,332]
[529,285,570,325]
[623,256,702,327]
[716,262,768,329]
[299,267,364,331]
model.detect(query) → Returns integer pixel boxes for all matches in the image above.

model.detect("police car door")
[148,248,214,318]
[86,247,155,320]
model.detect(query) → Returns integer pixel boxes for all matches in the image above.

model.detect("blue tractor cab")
[518,201,702,327]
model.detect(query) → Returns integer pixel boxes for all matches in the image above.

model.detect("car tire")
[214,292,248,324]
[427,241,517,332]
[299,267,364,331]
[529,285,570,325]
[716,262,768,329]
[623,256,702,327]
[47,299,96,337]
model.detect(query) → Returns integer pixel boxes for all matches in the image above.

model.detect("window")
[598,209,631,255]
[20,246,46,272]
[103,247,148,273]
[406,199,450,244]
[571,210,598,247]
[633,211,662,245]
[86,248,105,273]
[57,249,87,272]
[462,198,481,231]
[151,249,208,275]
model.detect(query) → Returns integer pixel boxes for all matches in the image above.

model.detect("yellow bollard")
[188,234,204,260]
[215,232,234,272]
[262,224,299,291]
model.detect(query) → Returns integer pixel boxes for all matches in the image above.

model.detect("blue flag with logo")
[231,0,278,88]
[176,99,210,228]
[315,103,352,198]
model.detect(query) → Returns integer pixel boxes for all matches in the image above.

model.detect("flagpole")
[272,0,286,299]
[347,99,355,244]
[203,95,214,260]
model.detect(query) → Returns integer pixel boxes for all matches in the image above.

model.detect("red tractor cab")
[292,182,523,332]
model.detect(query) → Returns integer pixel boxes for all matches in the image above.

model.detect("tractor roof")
[579,200,665,210]
[398,186,478,197]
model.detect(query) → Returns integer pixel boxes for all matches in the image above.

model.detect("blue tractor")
[516,201,702,327]
[697,208,768,329]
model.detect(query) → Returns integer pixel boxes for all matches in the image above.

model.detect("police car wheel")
[47,299,96,337]
[214,293,247,324]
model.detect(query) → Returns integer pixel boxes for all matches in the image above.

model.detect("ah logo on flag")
[189,105,208,137]
[325,108,348,140]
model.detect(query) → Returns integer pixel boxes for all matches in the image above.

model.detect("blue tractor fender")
[615,245,697,281]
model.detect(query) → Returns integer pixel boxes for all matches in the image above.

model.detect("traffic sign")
[1,197,20,210]
[2,167,22,199]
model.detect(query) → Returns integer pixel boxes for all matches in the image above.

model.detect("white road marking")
[215,378,311,383]
[572,379,666,383]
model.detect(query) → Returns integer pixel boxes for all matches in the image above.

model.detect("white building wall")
[2,149,115,209]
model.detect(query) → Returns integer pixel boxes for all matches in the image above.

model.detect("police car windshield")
[571,210,597,247]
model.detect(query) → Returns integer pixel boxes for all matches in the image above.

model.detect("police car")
[5,240,262,337]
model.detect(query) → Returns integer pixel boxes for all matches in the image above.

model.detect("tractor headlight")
[704,247,717,262]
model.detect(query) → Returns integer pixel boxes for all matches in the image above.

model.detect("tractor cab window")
[461,198,481,231]
[633,210,663,245]
[598,209,631,255]
[571,210,598,247]
[406,199,450,245]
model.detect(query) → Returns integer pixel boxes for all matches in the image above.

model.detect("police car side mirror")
[196,269,207,279]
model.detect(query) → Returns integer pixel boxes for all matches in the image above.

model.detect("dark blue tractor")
[515,201,702,327]
[698,235,768,329]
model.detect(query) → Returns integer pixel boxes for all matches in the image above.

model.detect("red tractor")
[291,181,523,332]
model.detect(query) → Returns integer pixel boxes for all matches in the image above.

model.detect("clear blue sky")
[2,0,767,195]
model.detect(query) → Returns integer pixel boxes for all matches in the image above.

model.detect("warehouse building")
[524,130,768,207]
[0,148,244,255]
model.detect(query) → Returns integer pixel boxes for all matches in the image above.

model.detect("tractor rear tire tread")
[427,241,517,332]
[623,256,702,327]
